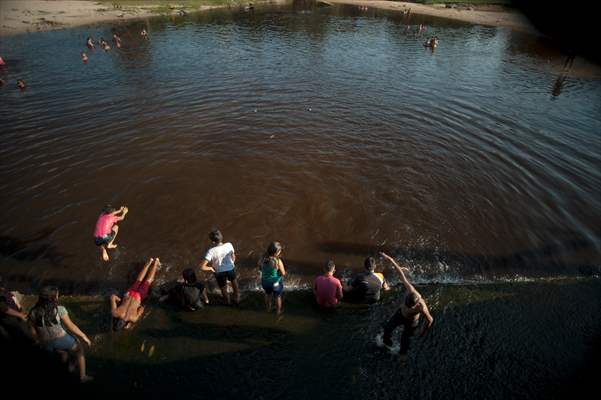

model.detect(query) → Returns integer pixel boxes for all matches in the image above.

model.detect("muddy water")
[0,2,600,293]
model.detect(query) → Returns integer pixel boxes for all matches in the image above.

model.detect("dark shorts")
[94,232,115,246]
[215,269,237,288]
[262,280,284,297]
[127,280,151,301]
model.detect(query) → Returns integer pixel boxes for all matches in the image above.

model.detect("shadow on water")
[0,228,68,267]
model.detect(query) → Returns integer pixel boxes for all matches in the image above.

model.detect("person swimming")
[141,29,148,39]
[81,51,89,63]
[424,36,439,48]
[112,33,122,48]
[100,38,111,51]
[16,79,25,90]
[86,37,95,49]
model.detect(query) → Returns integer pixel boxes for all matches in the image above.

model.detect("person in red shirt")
[93,205,128,262]
[313,260,343,308]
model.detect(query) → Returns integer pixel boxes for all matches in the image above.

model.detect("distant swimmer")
[376,252,434,360]
[313,260,343,308]
[343,256,390,303]
[111,257,160,331]
[0,56,5,66]
[81,51,89,63]
[112,33,122,48]
[259,241,286,316]
[86,37,95,49]
[93,205,128,262]
[100,38,111,51]
[16,79,26,90]
[199,229,240,305]
[141,28,148,39]
[424,36,439,48]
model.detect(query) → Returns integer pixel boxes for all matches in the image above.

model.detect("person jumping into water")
[376,252,434,360]
[199,229,240,305]
[93,205,128,262]
[111,257,160,331]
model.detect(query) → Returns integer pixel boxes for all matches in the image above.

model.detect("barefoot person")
[259,242,286,315]
[111,257,160,331]
[313,260,343,308]
[376,252,434,359]
[199,230,240,305]
[93,205,128,262]
[29,286,93,382]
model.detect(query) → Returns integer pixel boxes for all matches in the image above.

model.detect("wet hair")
[405,292,420,308]
[29,286,60,327]
[364,257,376,271]
[112,318,126,332]
[267,241,282,257]
[324,260,336,273]
[208,229,223,243]
[102,204,116,214]
[182,268,197,284]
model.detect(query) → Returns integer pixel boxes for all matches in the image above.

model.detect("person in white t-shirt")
[199,229,240,305]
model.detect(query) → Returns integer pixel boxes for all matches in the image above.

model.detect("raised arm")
[61,314,91,347]
[380,252,415,293]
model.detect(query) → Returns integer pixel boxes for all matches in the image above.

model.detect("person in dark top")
[0,288,35,344]
[344,257,390,303]
[376,252,434,360]
[161,268,209,311]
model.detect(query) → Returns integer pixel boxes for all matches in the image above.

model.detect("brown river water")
[0,2,600,293]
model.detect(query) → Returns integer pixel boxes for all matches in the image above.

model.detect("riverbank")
[325,1,539,34]
[3,278,599,399]
[0,0,285,36]
[1,0,539,37]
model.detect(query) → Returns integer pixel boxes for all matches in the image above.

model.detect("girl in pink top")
[93,205,128,262]
[313,260,343,308]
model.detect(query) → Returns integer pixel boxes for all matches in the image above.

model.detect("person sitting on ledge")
[111,257,160,331]
[160,268,209,311]
[343,256,389,303]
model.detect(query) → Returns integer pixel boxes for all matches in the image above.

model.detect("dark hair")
[324,260,336,273]
[113,318,127,332]
[208,229,223,243]
[364,257,376,271]
[102,204,116,214]
[182,268,197,284]
[29,286,60,328]
[405,292,420,308]
[267,241,282,257]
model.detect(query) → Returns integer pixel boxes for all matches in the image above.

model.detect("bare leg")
[231,279,240,304]
[107,225,119,249]
[135,258,154,282]
[220,285,230,305]
[144,258,160,284]
[73,343,92,382]
[101,245,109,262]
[275,296,283,316]
[265,293,272,313]
[201,287,209,304]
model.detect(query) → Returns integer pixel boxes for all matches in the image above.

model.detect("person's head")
[267,241,282,257]
[30,286,59,327]
[324,260,336,275]
[364,257,376,272]
[208,229,223,244]
[182,268,197,284]
[112,318,127,332]
[102,204,116,214]
[404,292,421,308]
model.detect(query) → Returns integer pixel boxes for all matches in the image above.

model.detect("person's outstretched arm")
[113,206,128,221]
[61,314,92,347]
[380,252,415,293]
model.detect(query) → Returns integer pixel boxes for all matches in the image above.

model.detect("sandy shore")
[1,1,539,37]
[325,0,539,34]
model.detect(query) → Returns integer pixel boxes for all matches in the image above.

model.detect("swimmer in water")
[81,51,89,63]
[113,33,122,48]
[17,79,25,90]
[86,37,94,49]
[111,258,160,331]
[100,38,111,51]
[141,29,148,39]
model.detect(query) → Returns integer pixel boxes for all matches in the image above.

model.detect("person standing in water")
[313,260,343,308]
[344,256,389,303]
[93,205,128,262]
[376,252,434,360]
[111,257,160,331]
[259,242,286,316]
[29,286,93,382]
[199,229,240,305]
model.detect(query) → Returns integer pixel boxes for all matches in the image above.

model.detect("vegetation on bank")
[410,0,514,5]
[102,0,252,15]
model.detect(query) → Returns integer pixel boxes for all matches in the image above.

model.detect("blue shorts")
[46,334,77,352]
[94,232,115,246]
[262,280,284,297]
